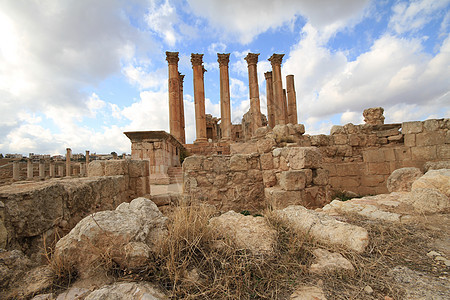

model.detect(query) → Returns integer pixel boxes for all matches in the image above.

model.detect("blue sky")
[0,0,449,155]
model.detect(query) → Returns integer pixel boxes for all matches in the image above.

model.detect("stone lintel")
[245,53,260,65]
[166,51,179,65]
[191,53,204,66]
[268,53,285,66]
[124,130,185,151]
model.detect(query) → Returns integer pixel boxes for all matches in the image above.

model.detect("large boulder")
[208,211,276,255]
[411,169,450,197]
[274,205,369,253]
[54,197,167,278]
[386,167,423,192]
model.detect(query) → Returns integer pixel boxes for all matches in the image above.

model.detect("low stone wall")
[183,145,331,212]
[88,159,150,197]
[0,159,150,260]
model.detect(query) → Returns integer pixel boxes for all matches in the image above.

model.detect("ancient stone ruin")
[0,51,449,299]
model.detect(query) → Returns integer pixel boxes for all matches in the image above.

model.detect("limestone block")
[376,128,401,137]
[286,147,322,169]
[230,154,250,171]
[363,107,384,125]
[348,134,361,146]
[85,282,168,300]
[416,132,444,146]
[272,124,289,139]
[335,163,362,176]
[134,177,150,196]
[254,126,271,138]
[362,149,385,163]
[230,141,258,154]
[411,146,437,161]
[260,152,274,170]
[309,248,354,274]
[274,205,369,253]
[303,168,313,185]
[394,147,411,161]
[402,188,449,213]
[293,124,305,134]
[54,197,168,278]
[333,134,348,145]
[128,160,149,177]
[330,125,345,135]
[182,156,204,171]
[104,160,127,176]
[361,174,386,187]
[262,170,277,187]
[257,137,276,154]
[290,286,327,300]
[402,121,423,134]
[310,134,330,146]
[437,144,450,159]
[272,148,282,157]
[265,187,304,209]
[209,211,276,255]
[412,169,450,197]
[424,161,450,172]
[423,119,440,131]
[313,168,329,186]
[304,186,331,208]
[367,162,390,175]
[211,156,230,173]
[336,145,353,157]
[279,156,289,171]
[386,167,423,192]
[87,161,105,176]
[280,170,307,191]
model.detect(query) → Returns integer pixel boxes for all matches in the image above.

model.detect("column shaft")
[49,162,55,177]
[269,53,286,125]
[66,148,71,177]
[283,89,288,122]
[265,72,275,128]
[166,52,181,142]
[286,75,298,124]
[39,160,45,178]
[13,161,20,180]
[27,159,33,179]
[245,53,262,135]
[179,73,186,144]
[191,53,207,143]
[218,53,232,140]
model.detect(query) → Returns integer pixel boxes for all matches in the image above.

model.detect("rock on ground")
[54,197,167,278]
[290,285,327,300]
[386,167,422,192]
[84,282,168,300]
[274,205,369,253]
[309,248,354,274]
[209,211,276,254]
[411,169,450,197]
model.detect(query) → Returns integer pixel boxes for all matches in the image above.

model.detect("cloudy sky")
[0,0,449,156]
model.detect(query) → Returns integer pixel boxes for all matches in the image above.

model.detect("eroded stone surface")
[209,211,276,254]
[274,205,369,253]
[54,197,167,278]
[85,282,168,300]
[386,167,422,192]
[310,248,354,274]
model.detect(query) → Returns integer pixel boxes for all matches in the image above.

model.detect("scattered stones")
[274,205,369,253]
[364,285,373,294]
[309,248,354,274]
[386,167,422,192]
[290,285,327,300]
[209,211,276,254]
[84,282,168,300]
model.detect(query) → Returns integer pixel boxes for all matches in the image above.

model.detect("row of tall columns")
[166,51,298,143]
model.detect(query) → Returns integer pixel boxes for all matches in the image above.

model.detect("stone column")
[283,89,288,122]
[286,74,298,124]
[58,165,64,177]
[80,162,86,176]
[179,73,186,144]
[245,53,262,135]
[85,150,90,176]
[66,148,71,177]
[166,52,181,142]
[191,53,207,143]
[27,159,33,179]
[49,162,55,177]
[39,160,45,178]
[218,53,232,140]
[265,71,275,128]
[13,161,20,181]
[268,53,286,125]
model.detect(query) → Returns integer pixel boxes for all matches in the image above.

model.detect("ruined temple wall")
[313,118,449,195]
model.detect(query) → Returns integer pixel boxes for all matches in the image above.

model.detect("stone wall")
[184,141,231,156]
[317,119,449,195]
[0,159,150,258]
[183,144,331,212]
[88,159,150,197]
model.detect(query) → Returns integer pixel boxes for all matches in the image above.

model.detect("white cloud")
[389,0,450,34]
[187,0,370,43]
[208,42,227,55]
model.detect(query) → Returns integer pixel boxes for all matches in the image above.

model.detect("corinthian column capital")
[245,53,260,65]
[217,53,230,66]
[264,71,272,79]
[191,53,204,66]
[166,51,179,65]
[268,53,285,66]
